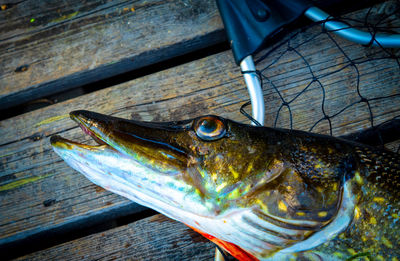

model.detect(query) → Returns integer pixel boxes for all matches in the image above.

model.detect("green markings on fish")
[50,110,400,260]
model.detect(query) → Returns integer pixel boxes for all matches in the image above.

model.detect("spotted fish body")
[50,111,400,260]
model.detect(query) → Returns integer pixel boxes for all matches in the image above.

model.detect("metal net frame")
[240,0,400,152]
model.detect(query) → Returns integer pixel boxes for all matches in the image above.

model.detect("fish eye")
[194,116,226,141]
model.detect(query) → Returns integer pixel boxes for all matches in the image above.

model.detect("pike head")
[51,110,291,219]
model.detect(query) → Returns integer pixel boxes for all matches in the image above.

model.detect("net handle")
[240,56,265,126]
[305,6,400,48]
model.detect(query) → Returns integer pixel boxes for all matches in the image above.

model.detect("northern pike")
[50,110,400,260]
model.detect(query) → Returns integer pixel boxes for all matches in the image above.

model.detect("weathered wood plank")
[1,6,399,257]
[0,0,384,111]
[0,0,225,110]
[16,214,215,261]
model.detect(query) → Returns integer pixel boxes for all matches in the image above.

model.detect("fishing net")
[240,0,400,152]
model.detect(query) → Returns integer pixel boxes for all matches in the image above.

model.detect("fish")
[50,110,400,260]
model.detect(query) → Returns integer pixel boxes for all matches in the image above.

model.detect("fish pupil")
[199,120,217,134]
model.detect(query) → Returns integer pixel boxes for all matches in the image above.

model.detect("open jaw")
[50,110,114,157]
[50,112,163,207]
[50,112,125,187]
[50,125,149,200]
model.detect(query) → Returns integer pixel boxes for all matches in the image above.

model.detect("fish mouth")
[50,113,118,160]
[50,111,114,151]
[51,110,193,173]
[50,111,110,150]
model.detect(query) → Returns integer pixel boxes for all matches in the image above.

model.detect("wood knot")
[43,199,56,207]
[15,64,29,73]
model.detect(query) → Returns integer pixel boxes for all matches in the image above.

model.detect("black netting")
[240,0,400,152]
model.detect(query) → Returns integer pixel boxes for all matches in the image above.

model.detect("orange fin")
[187,225,259,261]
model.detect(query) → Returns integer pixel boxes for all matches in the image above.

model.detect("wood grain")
[1,4,399,259]
[0,0,384,111]
[16,214,215,261]
[0,0,224,110]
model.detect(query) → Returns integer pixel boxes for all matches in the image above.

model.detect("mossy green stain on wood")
[35,114,69,127]
[0,174,51,192]
[50,11,79,23]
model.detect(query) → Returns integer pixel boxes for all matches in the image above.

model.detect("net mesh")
[240,0,400,152]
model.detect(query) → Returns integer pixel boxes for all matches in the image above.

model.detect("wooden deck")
[1,0,399,260]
